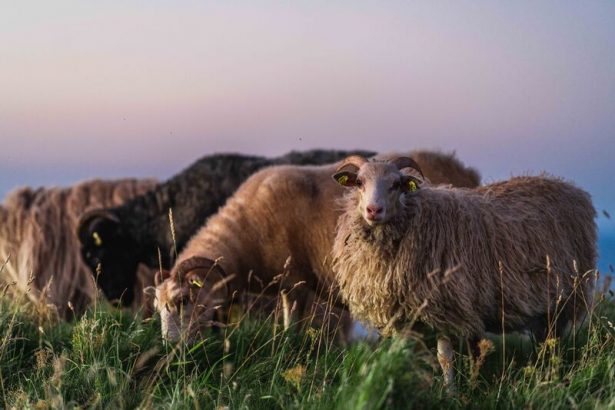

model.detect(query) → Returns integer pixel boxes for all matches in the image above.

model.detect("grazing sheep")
[78,150,377,306]
[154,151,481,342]
[0,179,157,318]
[331,155,597,391]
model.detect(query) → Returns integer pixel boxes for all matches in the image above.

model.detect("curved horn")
[173,256,231,298]
[390,157,424,178]
[78,209,120,225]
[76,209,120,239]
[174,256,225,279]
[336,155,368,172]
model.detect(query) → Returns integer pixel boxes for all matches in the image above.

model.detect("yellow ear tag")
[190,279,203,288]
[408,180,418,192]
[337,175,349,185]
[92,232,103,247]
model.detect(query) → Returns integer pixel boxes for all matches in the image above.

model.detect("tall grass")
[0,281,614,409]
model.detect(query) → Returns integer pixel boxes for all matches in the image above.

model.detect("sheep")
[78,150,378,306]
[153,151,481,342]
[0,178,157,318]
[331,155,597,391]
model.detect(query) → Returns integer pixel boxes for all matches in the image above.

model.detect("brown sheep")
[331,155,597,391]
[153,151,480,342]
[0,178,157,318]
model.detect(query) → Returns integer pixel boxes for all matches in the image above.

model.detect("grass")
[1,286,615,409]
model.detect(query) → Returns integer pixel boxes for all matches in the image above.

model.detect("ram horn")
[390,157,424,179]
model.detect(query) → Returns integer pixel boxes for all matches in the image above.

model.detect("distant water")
[598,230,615,280]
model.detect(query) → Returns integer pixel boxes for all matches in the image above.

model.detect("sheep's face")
[333,156,423,226]
[77,210,139,306]
[154,257,229,342]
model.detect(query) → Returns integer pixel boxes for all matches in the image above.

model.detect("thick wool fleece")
[334,175,597,339]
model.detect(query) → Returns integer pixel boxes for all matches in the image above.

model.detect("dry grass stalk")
[469,339,495,388]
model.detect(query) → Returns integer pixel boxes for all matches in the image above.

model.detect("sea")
[598,228,615,281]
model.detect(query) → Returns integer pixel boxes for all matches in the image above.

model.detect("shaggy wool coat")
[333,175,597,339]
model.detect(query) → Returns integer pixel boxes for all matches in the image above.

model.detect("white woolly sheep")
[331,155,597,391]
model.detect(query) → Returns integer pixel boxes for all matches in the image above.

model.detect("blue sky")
[1,1,614,265]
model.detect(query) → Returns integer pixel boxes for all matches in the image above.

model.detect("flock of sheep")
[0,148,597,392]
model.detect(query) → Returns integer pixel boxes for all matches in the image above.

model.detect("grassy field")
[1,285,615,410]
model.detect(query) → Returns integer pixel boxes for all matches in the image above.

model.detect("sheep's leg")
[437,336,457,394]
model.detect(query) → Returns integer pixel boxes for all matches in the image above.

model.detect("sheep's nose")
[366,205,383,217]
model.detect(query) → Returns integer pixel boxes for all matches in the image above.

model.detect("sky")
[1,1,614,266]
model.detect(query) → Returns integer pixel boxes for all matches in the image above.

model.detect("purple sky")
[1,1,614,244]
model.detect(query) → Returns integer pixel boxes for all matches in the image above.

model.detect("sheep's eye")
[407,180,418,192]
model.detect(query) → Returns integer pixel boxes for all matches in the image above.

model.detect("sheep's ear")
[155,269,170,286]
[400,176,422,193]
[332,171,358,187]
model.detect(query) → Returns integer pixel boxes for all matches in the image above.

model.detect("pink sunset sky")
[1,1,614,243]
